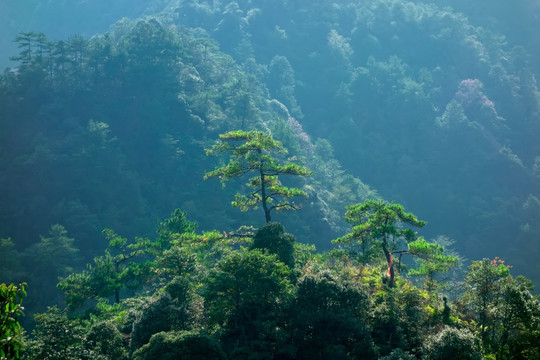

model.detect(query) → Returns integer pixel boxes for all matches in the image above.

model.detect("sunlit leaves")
[334,199,426,285]
[205,130,312,222]
[407,238,458,291]
[462,259,540,358]
[0,282,26,359]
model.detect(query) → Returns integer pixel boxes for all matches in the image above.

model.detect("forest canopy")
[1,0,539,359]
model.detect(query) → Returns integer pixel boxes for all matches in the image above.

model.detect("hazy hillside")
[1,2,540,359]
[160,0,540,284]
[2,0,539,285]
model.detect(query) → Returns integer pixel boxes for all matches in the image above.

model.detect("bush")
[86,321,128,360]
[379,348,416,360]
[250,222,295,268]
[132,331,225,360]
[130,277,193,351]
[422,327,482,360]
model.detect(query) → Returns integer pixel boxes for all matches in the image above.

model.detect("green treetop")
[334,199,426,286]
[407,238,458,292]
[58,229,155,311]
[204,130,312,223]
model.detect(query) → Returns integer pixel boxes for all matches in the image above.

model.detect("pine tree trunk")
[382,239,394,287]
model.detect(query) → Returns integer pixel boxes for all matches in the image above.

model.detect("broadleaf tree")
[204,130,312,223]
[0,282,26,359]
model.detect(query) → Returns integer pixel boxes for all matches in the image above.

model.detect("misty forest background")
[1,0,539,357]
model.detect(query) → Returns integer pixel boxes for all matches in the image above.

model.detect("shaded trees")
[24,224,80,315]
[250,222,295,268]
[465,258,511,344]
[130,278,195,352]
[132,331,226,360]
[203,248,293,355]
[58,229,155,310]
[86,321,128,360]
[0,238,23,283]
[290,272,376,360]
[22,307,92,360]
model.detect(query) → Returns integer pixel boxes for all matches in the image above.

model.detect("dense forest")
[1,0,539,359]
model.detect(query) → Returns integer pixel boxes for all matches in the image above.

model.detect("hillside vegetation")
[1,1,539,359]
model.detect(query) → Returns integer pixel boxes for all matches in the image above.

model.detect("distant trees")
[205,130,312,223]
[58,229,155,310]
[9,31,46,66]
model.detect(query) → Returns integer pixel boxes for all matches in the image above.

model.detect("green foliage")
[0,282,26,360]
[422,327,482,360]
[379,348,416,360]
[1,0,539,298]
[157,209,197,247]
[371,282,431,356]
[464,258,511,342]
[493,276,540,359]
[204,248,292,326]
[8,208,540,359]
[130,278,194,351]
[335,200,426,286]
[0,238,22,283]
[250,222,295,268]
[291,271,376,360]
[1,3,540,358]
[203,248,292,354]
[205,130,312,223]
[407,237,458,291]
[132,331,226,360]
[86,321,128,360]
[463,259,540,358]
[22,307,92,360]
[157,229,250,275]
[156,245,198,280]
[58,229,155,311]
